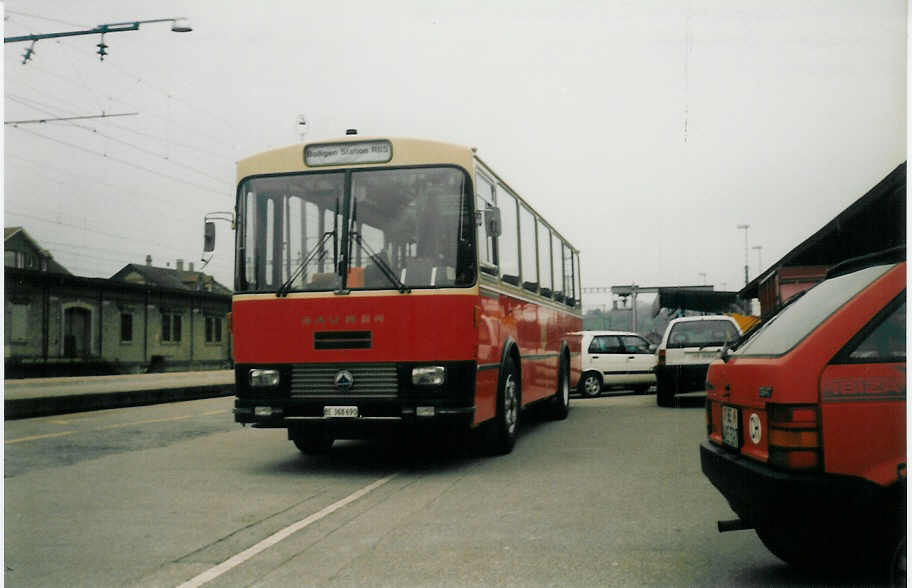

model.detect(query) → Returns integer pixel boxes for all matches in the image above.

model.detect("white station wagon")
[654,315,743,406]
[574,330,657,397]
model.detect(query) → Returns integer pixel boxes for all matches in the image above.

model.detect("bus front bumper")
[234,402,476,430]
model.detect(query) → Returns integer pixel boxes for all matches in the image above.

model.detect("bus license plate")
[722,406,740,448]
[324,406,358,418]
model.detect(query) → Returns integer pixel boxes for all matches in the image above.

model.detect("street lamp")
[5,17,193,64]
[737,224,750,286]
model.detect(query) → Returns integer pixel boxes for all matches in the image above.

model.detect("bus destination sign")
[304,140,393,166]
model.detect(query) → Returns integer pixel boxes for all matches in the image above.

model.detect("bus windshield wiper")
[276,230,334,297]
[345,197,410,293]
[278,195,341,297]
[350,230,411,293]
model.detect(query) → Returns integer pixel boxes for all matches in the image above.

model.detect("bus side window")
[497,186,520,287]
[520,205,538,293]
[563,242,575,306]
[552,232,564,302]
[538,220,552,298]
[476,173,498,275]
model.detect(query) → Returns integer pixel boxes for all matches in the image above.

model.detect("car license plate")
[722,406,740,448]
[324,406,358,418]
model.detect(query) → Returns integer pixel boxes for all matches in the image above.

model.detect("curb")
[5,384,235,420]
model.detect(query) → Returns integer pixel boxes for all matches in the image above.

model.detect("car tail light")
[767,403,821,470]
[657,349,666,366]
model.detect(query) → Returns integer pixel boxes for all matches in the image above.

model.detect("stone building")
[5,228,232,378]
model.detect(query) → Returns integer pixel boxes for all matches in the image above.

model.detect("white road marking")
[176,473,399,588]
[8,409,231,444]
[5,430,76,444]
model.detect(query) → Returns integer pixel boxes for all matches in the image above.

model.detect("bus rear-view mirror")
[484,207,502,238]
[203,221,216,252]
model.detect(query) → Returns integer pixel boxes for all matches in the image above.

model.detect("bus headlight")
[412,366,446,386]
[249,369,280,387]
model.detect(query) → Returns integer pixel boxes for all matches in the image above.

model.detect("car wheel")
[578,372,602,398]
[488,356,520,455]
[755,524,827,571]
[890,536,905,587]
[656,377,674,407]
[290,428,334,454]
[547,353,570,420]
[756,522,882,575]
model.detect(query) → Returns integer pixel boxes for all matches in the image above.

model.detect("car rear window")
[735,263,893,357]
[666,320,739,349]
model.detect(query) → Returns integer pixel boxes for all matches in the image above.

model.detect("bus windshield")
[237,166,476,293]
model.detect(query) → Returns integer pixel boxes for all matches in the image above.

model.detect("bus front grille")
[290,363,398,398]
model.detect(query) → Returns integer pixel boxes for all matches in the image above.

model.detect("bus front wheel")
[290,427,334,455]
[488,357,520,455]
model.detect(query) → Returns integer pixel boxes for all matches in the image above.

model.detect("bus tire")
[578,371,602,398]
[291,428,334,455]
[488,356,520,455]
[547,354,571,420]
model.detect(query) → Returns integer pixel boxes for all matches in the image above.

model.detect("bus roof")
[236,136,475,180]
[236,135,579,254]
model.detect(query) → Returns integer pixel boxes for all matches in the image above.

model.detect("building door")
[64,307,91,357]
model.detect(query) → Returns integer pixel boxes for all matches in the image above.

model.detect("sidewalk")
[4,370,235,420]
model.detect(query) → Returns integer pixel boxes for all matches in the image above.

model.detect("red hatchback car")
[701,248,905,579]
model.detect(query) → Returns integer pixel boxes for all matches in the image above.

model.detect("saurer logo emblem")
[301,314,384,326]
[334,370,354,392]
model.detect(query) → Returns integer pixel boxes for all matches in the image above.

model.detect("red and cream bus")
[209,135,582,455]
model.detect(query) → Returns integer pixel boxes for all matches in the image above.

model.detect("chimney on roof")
[177,259,184,272]
[145,255,152,266]
[189,262,194,272]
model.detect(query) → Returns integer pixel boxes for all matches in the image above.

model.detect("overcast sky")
[3,1,906,310]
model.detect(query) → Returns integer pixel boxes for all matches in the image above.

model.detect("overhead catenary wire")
[5,111,138,125]
[5,208,196,257]
[6,89,235,162]
[6,211,234,279]
[7,154,228,213]
[5,10,88,29]
[7,94,231,185]
[10,125,230,198]
[5,51,243,157]
[4,35,244,153]
[5,210,193,249]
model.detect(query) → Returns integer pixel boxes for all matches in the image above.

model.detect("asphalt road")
[4,392,887,587]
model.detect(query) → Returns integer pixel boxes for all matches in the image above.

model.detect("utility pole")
[737,224,750,286]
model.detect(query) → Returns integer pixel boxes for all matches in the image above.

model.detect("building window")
[205,316,222,343]
[5,251,28,269]
[162,312,182,342]
[120,313,133,342]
